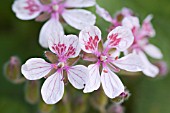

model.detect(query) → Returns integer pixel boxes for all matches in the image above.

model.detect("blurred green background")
[0,0,170,113]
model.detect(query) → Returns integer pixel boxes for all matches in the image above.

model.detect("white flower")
[12,0,96,48]
[21,31,88,104]
[79,26,143,98]
[122,16,163,77]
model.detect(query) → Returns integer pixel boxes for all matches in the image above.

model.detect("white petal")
[79,26,101,53]
[110,50,121,58]
[113,53,144,72]
[141,14,155,37]
[121,7,133,16]
[67,65,88,89]
[12,0,42,20]
[138,51,159,77]
[64,35,81,58]
[21,58,51,80]
[101,67,124,98]
[62,9,96,30]
[96,5,112,22]
[143,44,163,59]
[65,0,96,8]
[107,26,134,51]
[83,64,101,93]
[122,16,140,30]
[39,19,64,48]
[41,72,64,104]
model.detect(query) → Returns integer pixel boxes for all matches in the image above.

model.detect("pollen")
[57,62,65,68]
[115,56,119,60]
[103,69,108,73]
[52,4,59,11]
[100,55,108,62]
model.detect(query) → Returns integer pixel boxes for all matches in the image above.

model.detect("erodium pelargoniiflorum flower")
[96,5,163,77]
[21,32,88,104]
[122,15,163,77]
[12,0,96,48]
[96,5,133,31]
[79,26,144,98]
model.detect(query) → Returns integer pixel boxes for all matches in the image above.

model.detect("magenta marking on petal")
[65,45,76,57]
[52,43,67,56]
[24,0,40,15]
[109,33,121,47]
[84,34,99,52]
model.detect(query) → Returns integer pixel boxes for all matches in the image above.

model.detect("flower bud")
[4,56,25,84]
[39,99,54,113]
[25,80,40,104]
[107,104,124,113]
[71,94,87,113]
[55,92,71,113]
[111,89,130,104]
[90,88,108,113]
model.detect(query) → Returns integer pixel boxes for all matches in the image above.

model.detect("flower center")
[100,55,108,62]
[52,4,59,12]
[57,62,65,68]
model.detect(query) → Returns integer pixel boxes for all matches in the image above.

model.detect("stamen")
[51,64,58,69]
[100,55,108,62]
[57,62,65,68]
[103,69,108,73]
[52,4,59,11]
[115,56,119,60]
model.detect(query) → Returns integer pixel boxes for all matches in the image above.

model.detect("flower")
[96,5,133,31]
[96,5,163,77]
[21,31,88,104]
[12,0,96,48]
[79,26,143,98]
[122,15,163,77]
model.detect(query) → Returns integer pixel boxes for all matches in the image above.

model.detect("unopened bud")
[56,92,71,113]
[107,104,124,113]
[90,88,108,113]
[4,56,25,84]
[25,80,40,104]
[112,89,130,104]
[39,99,54,113]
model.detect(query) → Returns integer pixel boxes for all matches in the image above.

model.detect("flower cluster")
[96,5,163,77]
[12,0,164,105]
[12,0,96,48]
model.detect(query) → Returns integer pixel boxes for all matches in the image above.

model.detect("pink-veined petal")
[141,14,155,37]
[138,50,159,77]
[83,64,101,93]
[21,58,52,80]
[113,53,144,72]
[12,0,42,20]
[79,26,101,53]
[41,72,64,104]
[106,26,134,51]
[122,16,140,30]
[39,19,64,48]
[64,35,81,58]
[110,50,121,58]
[143,44,163,59]
[64,0,96,8]
[101,67,124,98]
[48,31,70,57]
[96,5,113,23]
[67,65,88,89]
[62,9,96,30]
